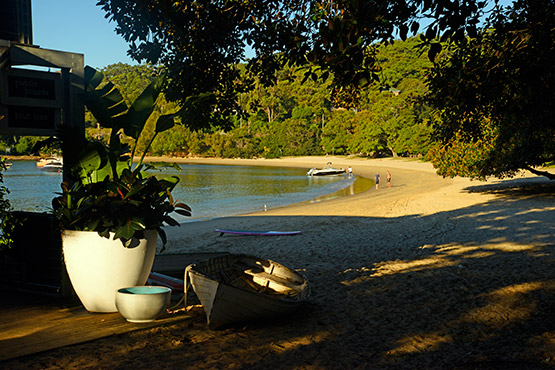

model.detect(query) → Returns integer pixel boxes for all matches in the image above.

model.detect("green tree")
[322,110,355,155]
[427,0,555,179]
[349,110,387,156]
[97,0,490,124]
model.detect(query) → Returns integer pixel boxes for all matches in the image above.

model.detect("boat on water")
[307,162,346,176]
[184,254,310,330]
[37,157,63,172]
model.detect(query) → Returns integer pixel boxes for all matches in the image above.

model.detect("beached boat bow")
[184,254,309,329]
[307,162,345,176]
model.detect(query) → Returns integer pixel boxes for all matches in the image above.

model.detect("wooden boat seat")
[184,254,310,329]
[243,269,303,295]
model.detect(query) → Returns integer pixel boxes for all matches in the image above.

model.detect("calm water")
[2,161,370,222]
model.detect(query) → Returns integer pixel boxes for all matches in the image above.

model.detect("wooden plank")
[0,293,191,362]
[0,252,230,361]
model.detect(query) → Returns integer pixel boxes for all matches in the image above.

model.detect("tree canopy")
[96,0,554,179]
[96,0,487,121]
[426,0,555,179]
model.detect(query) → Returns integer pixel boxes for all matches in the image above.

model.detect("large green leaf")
[113,218,146,241]
[99,84,128,119]
[83,66,128,129]
[84,66,103,89]
[119,77,163,139]
[76,142,111,184]
[155,113,176,133]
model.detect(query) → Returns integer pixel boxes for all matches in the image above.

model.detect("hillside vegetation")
[1,37,434,160]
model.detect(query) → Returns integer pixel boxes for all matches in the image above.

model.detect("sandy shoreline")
[5,156,555,369]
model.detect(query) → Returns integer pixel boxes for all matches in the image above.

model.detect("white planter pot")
[62,230,157,313]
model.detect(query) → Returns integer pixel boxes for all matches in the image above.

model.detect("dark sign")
[8,105,57,130]
[7,74,57,100]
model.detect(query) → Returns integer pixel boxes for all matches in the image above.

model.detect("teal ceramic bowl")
[116,286,171,323]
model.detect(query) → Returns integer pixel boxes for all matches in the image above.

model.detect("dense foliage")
[95,0,553,179]
[96,0,487,125]
[73,37,432,160]
[0,37,436,160]
[426,0,555,179]
[3,0,554,179]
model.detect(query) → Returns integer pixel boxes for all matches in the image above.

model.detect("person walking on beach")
[348,166,353,177]
[375,173,380,189]
[387,171,391,188]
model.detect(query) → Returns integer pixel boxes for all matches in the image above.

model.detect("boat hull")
[308,169,345,176]
[38,157,63,172]
[40,165,63,172]
[185,254,309,329]
[307,163,345,176]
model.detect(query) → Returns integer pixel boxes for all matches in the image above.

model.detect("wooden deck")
[0,293,191,362]
[0,252,228,362]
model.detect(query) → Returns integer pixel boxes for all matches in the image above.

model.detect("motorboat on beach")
[37,157,63,172]
[306,162,346,176]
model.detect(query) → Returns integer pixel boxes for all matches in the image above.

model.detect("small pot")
[116,286,172,323]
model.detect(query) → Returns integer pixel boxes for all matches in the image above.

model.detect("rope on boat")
[166,264,193,313]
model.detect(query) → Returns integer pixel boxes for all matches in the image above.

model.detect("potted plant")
[53,66,191,312]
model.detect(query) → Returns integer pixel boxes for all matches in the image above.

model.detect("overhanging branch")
[525,166,555,180]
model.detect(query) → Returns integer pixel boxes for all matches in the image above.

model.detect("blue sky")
[31,0,514,70]
[32,0,136,69]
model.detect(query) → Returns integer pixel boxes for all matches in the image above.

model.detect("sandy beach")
[4,156,555,369]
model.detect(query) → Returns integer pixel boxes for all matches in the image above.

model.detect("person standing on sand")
[348,166,353,177]
[375,173,380,189]
[387,171,391,188]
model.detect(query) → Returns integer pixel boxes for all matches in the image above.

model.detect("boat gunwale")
[187,254,310,303]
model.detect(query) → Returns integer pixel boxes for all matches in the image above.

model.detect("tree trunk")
[525,166,555,180]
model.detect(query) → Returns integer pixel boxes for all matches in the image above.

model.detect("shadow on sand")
[3,180,554,370]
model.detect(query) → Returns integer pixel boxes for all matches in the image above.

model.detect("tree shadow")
[222,181,555,369]
[4,181,554,369]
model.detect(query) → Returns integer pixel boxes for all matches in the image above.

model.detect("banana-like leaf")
[84,66,104,89]
[100,85,128,117]
[83,66,128,129]
[155,113,175,133]
[120,77,163,140]
[76,142,111,184]
[82,89,115,128]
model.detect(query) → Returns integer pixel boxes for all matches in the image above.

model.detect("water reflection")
[2,162,372,220]
[309,176,374,203]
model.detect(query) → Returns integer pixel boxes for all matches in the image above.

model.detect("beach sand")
[4,156,555,369]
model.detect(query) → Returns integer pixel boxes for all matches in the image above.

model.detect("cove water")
[2,161,367,222]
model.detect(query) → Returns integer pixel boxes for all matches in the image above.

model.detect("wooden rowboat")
[184,254,309,330]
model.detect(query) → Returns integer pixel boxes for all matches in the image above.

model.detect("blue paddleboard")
[215,229,302,236]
